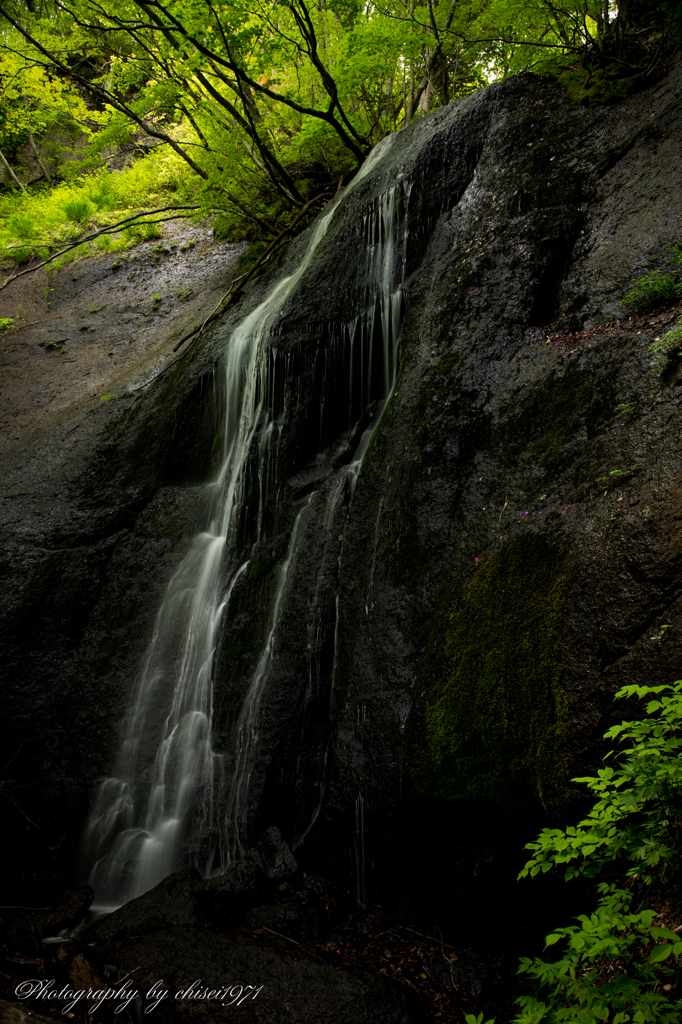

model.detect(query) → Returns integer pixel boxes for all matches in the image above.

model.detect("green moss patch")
[542,61,654,108]
[511,365,611,463]
[247,556,272,583]
[408,535,574,816]
[527,378,590,458]
[436,353,461,375]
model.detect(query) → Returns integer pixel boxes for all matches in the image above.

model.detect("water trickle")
[82,133,418,909]
[225,493,315,859]
[354,791,366,907]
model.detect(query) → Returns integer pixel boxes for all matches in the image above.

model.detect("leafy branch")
[515,680,682,1023]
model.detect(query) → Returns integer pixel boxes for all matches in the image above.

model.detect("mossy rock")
[510,365,608,462]
[247,556,273,583]
[436,353,461,375]
[407,534,575,816]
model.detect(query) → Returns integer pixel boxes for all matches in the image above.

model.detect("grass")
[63,198,93,223]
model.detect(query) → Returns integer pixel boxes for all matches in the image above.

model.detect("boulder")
[41,884,93,938]
[91,868,202,942]
[101,924,426,1024]
[91,829,298,939]
[197,828,297,923]
[255,827,297,879]
[0,999,55,1024]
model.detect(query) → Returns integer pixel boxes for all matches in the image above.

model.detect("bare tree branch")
[0,206,199,291]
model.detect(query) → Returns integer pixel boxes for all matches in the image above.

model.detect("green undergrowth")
[622,245,682,313]
[0,146,353,280]
[511,680,682,1024]
[546,62,653,107]
[534,6,682,110]
[649,319,682,374]
[0,150,185,270]
[407,535,575,816]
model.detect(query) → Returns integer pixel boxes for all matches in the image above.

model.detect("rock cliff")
[2,57,682,955]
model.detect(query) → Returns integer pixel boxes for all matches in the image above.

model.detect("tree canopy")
[0,0,679,270]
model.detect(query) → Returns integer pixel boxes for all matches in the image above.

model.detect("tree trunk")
[24,100,52,182]
[0,148,26,191]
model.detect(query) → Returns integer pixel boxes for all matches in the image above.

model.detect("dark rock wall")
[311,61,682,937]
[2,56,682,947]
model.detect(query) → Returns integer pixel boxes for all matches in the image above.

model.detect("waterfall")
[82,136,414,910]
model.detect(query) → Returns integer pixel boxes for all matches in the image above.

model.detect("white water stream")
[82,137,413,909]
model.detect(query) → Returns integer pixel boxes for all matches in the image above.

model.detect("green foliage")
[521,682,682,882]
[615,403,635,421]
[669,243,682,268]
[514,681,682,1024]
[548,65,638,107]
[0,42,98,155]
[63,199,92,224]
[516,886,682,1023]
[0,156,181,268]
[7,213,36,238]
[0,316,13,329]
[622,272,682,312]
[648,321,682,374]
[126,221,163,244]
[1,0,674,261]
[621,243,682,318]
[596,469,633,485]
[212,215,234,243]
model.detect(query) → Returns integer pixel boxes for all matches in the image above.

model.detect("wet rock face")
[0,229,242,902]
[2,55,682,944]
[222,58,682,927]
[315,62,682,930]
[40,885,94,939]
[100,926,426,1024]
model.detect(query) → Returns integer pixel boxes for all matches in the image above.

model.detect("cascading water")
[82,135,414,910]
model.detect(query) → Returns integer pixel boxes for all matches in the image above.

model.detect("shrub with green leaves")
[63,199,92,224]
[621,244,682,312]
[7,212,37,238]
[621,271,682,312]
[513,681,682,1024]
[648,320,682,374]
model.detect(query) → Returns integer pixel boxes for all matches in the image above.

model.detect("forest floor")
[0,892,526,1024]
